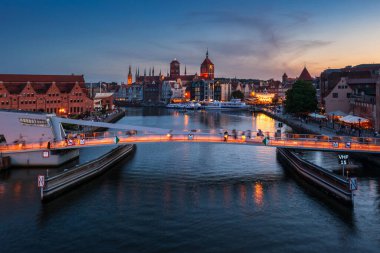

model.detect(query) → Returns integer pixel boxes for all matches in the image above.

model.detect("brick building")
[318,64,380,130]
[0,74,93,115]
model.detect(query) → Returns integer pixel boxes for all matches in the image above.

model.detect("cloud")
[174,10,333,79]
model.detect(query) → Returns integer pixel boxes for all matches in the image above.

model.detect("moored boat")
[203,99,247,110]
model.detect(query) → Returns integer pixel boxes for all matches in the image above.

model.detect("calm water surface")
[1,108,379,253]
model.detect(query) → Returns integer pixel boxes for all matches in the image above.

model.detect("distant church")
[132,50,215,85]
[200,49,214,79]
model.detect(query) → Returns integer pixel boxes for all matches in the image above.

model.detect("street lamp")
[332,113,335,129]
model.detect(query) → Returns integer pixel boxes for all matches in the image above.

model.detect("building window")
[332,93,338,98]
[19,118,50,127]
[347,93,351,98]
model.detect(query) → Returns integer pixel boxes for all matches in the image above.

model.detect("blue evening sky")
[1,0,380,82]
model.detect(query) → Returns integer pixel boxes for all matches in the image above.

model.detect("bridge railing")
[3,129,380,152]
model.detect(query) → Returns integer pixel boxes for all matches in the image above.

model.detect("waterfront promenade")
[258,108,374,138]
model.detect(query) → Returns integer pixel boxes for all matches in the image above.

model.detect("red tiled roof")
[298,67,313,81]
[163,75,196,82]
[201,57,214,66]
[0,74,85,83]
[31,83,52,94]
[57,83,75,93]
[3,83,26,94]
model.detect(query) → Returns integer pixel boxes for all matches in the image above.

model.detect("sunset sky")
[1,0,380,82]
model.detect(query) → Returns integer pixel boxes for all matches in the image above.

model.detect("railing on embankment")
[41,144,135,202]
[277,148,353,205]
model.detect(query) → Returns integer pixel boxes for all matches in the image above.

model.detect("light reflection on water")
[0,108,379,253]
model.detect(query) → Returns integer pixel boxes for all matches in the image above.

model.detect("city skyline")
[1,0,380,82]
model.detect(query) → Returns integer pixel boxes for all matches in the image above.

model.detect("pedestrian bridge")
[2,129,380,154]
[1,109,380,154]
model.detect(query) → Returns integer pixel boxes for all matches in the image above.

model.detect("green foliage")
[285,80,317,114]
[231,90,244,99]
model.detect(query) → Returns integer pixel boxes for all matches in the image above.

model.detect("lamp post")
[332,113,335,129]
[358,118,361,137]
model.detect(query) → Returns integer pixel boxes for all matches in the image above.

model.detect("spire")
[159,69,162,76]
[298,66,313,81]
[144,68,146,76]
[185,65,187,75]
[128,65,132,75]
[137,67,140,77]
[149,67,151,76]
[206,48,209,58]
[152,66,155,76]
[135,68,138,78]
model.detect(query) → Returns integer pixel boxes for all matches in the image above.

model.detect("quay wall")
[6,149,79,167]
[0,156,11,171]
[253,108,316,135]
[90,110,126,132]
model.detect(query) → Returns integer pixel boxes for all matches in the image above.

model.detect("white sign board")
[38,175,45,188]
[42,150,50,158]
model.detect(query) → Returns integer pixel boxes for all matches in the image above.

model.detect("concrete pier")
[277,148,353,205]
[7,149,79,167]
[42,144,135,202]
[0,156,11,171]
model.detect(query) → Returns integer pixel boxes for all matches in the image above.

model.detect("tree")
[231,90,244,99]
[285,80,317,114]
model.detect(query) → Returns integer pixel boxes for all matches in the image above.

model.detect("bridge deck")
[2,132,380,154]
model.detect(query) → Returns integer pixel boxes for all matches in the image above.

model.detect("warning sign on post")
[37,175,45,188]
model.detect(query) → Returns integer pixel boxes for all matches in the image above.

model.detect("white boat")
[221,99,247,109]
[166,102,200,110]
[185,102,201,110]
[204,99,247,110]
[203,101,222,110]
[166,103,183,109]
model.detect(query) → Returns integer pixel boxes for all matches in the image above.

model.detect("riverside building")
[0,74,93,115]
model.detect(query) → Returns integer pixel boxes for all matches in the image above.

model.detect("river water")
[1,108,379,253]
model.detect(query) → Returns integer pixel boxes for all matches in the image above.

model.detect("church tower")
[127,65,132,85]
[200,49,214,79]
[170,58,180,78]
